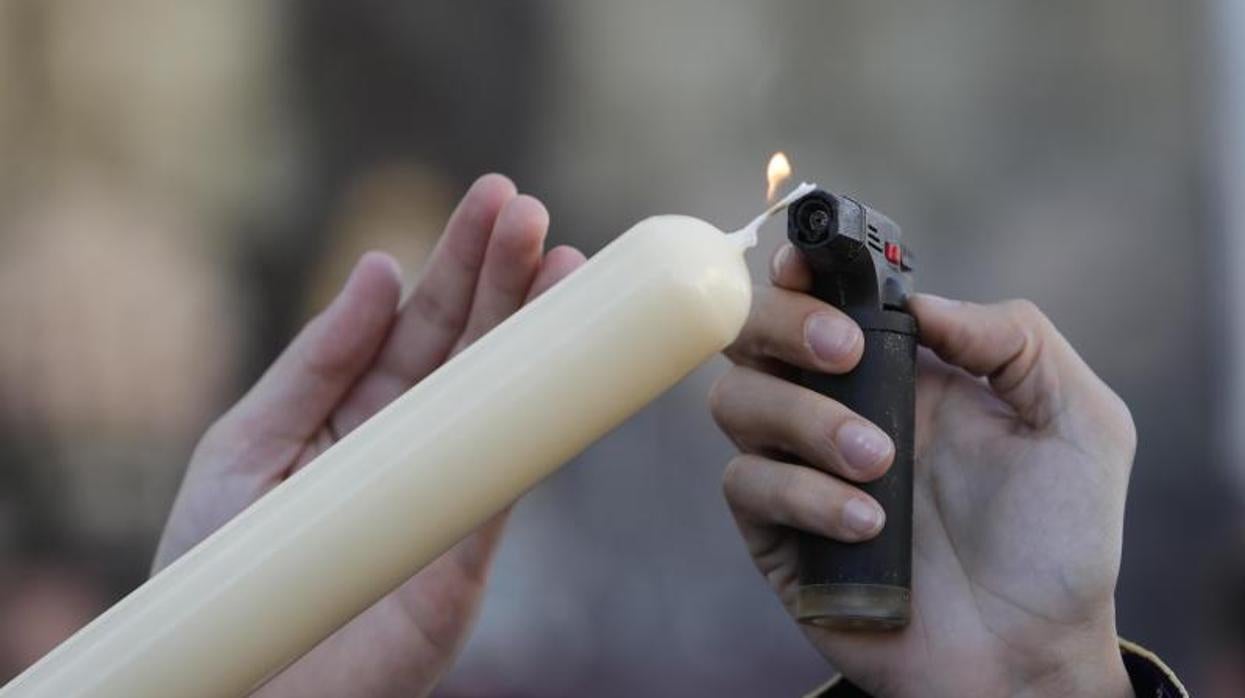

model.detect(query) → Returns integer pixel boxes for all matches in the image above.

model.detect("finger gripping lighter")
[787,190,916,630]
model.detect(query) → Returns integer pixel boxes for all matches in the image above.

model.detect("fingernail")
[834,420,894,475]
[806,313,861,365]
[770,244,793,282]
[842,498,884,536]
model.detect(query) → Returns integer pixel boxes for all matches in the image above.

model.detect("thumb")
[911,294,1119,433]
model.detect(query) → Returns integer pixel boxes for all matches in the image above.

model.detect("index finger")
[770,242,813,292]
[725,285,863,374]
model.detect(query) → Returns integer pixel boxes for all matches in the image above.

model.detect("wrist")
[1005,627,1132,698]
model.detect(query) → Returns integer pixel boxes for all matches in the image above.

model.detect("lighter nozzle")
[793,196,835,245]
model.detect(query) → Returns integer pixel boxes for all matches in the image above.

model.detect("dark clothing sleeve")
[805,639,1187,698]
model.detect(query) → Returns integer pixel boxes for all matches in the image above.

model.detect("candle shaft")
[2,215,752,698]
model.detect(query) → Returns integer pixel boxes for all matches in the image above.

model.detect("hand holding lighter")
[786,190,916,630]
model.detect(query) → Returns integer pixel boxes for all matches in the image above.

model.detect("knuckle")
[1004,298,1049,331]
[942,317,979,366]
[1103,389,1138,461]
[815,395,849,437]
[768,247,786,282]
[799,396,842,462]
[723,321,759,364]
[766,466,800,524]
[707,372,732,420]
[784,470,843,535]
[708,367,748,433]
[745,289,785,356]
[750,329,781,366]
[411,286,463,336]
[721,455,751,499]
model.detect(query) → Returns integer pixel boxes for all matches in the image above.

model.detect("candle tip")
[729,181,818,249]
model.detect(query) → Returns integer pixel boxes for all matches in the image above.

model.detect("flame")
[766,152,792,202]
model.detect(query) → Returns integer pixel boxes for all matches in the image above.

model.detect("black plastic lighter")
[786,190,916,630]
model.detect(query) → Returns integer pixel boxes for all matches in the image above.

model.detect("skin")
[157,176,1136,697]
[709,243,1137,697]
[153,174,586,697]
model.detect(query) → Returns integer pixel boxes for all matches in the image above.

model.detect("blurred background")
[0,0,1239,695]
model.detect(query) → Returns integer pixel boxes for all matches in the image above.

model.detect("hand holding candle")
[3,173,806,697]
[5,175,589,697]
[161,175,586,697]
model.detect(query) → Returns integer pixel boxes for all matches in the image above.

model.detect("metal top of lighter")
[788,190,914,312]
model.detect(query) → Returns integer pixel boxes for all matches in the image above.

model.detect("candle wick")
[728,181,817,249]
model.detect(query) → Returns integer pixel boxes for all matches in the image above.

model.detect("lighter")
[787,189,916,630]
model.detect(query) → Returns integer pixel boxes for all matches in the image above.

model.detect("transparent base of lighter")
[796,583,910,630]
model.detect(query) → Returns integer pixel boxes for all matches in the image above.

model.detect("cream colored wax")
[2,215,753,697]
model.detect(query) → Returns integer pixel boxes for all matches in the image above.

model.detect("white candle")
[2,185,813,698]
